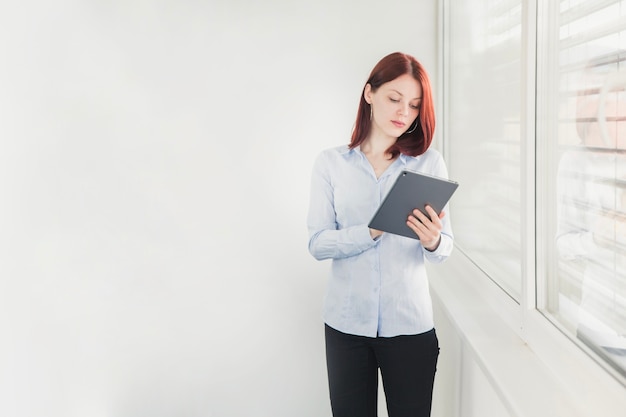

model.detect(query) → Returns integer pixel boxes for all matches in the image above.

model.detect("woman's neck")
[361,134,396,159]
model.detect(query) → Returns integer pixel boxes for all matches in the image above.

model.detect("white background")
[0,1,438,416]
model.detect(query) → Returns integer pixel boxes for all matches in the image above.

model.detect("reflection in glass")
[554,45,626,377]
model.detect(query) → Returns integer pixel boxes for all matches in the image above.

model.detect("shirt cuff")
[423,233,453,259]
[356,224,379,248]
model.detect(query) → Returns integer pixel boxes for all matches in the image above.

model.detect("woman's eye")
[410,105,420,110]
[389,98,400,103]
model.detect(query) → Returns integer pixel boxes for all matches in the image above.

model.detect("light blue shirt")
[307,145,454,338]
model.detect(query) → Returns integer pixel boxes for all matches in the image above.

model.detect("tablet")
[368,170,458,240]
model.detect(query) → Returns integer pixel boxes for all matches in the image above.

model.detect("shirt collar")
[342,145,412,167]
[340,146,363,163]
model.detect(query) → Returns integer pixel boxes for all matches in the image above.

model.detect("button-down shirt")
[307,145,454,338]
[556,149,626,336]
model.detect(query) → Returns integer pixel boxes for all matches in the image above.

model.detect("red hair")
[349,52,435,157]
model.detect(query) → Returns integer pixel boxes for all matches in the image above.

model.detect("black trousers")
[325,324,439,417]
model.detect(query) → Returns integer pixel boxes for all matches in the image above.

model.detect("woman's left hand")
[406,205,445,251]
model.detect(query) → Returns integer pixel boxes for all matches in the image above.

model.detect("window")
[445,0,626,383]
[537,0,626,380]
[446,0,523,299]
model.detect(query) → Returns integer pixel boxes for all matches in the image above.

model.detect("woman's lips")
[392,120,405,128]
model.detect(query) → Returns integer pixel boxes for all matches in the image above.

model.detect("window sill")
[428,250,626,417]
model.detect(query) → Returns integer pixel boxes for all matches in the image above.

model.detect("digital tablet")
[368,170,458,240]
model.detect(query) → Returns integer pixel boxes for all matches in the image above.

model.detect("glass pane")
[543,0,626,379]
[447,0,523,298]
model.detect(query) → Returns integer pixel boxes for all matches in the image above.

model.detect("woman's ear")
[364,83,373,104]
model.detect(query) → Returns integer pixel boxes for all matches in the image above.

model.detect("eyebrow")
[390,89,422,100]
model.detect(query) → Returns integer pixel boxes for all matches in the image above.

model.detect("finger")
[407,216,426,236]
[411,208,430,224]
[407,220,439,245]
[411,209,439,232]
[406,218,428,239]
[424,205,445,223]
[407,211,429,230]
[407,214,438,240]
[410,207,443,241]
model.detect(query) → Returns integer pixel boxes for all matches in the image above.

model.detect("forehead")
[380,73,422,99]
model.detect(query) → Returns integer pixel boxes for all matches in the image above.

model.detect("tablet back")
[368,170,458,240]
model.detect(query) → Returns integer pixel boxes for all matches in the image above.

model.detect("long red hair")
[349,52,435,158]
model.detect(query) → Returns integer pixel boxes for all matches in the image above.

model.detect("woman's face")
[365,73,422,139]
[577,96,624,148]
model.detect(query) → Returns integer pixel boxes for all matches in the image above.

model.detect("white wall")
[0,1,438,416]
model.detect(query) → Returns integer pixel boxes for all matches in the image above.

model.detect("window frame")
[534,0,626,384]
[439,0,626,404]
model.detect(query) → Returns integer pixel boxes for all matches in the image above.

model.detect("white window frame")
[437,0,626,413]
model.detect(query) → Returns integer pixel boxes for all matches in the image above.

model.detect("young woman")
[307,52,453,417]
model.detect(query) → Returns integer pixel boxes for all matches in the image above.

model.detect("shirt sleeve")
[307,151,378,261]
[423,230,454,263]
[555,152,595,260]
[422,152,455,263]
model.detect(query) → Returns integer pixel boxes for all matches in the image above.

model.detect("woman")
[307,52,453,417]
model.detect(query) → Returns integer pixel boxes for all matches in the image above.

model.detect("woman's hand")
[406,205,445,251]
[370,228,384,241]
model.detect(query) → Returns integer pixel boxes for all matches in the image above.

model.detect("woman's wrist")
[423,235,441,251]
[370,228,383,241]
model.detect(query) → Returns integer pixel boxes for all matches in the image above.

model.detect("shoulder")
[310,145,353,178]
[420,148,444,163]
[402,148,449,177]
[403,147,443,161]
[314,144,352,165]
[557,149,591,178]
[558,149,584,167]
[319,144,351,157]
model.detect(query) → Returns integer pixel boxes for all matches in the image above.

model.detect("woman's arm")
[306,152,379,261]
